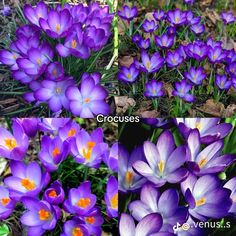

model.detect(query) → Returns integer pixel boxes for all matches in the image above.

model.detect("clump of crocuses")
[0,1,113,117]
[118,3,236,115]
[119,118,236,235]
[0,118,117,235]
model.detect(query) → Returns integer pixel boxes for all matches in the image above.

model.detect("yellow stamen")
[85,216,95,225]
[52,146,60,157]
[36,58,42,66]
[48,190,57,197]
[68,128,76,137]
[151,89,156,95]
[193,75,197,81]
[83,98,91,103]
[196,197,206,207]
[13,54,17,59]
[72,227,83,236]
[71,39,77,49]
[175,17,180,23]
[77,198,91,208]
[38,209,50,221]
[52,69,57,76]
[55,87,62,94]
[172,58,177,64]
[1,198,10,206]
[56,23,61,33]
[82,141,96,160]
[195,122,202,130]
[125,171,133,186]
[4,138,17,150]
[110,193,118,209]
[198,158,207,168]
[21,178,36,191]
[127,73,132,79]
[146,61,151,70]
[158,160,165,173]
[213,54,217,60]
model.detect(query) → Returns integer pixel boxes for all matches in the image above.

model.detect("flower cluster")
[119,118,236,235]
[0,118,117,235]
[0,1,113,117]
[118,4,236,114]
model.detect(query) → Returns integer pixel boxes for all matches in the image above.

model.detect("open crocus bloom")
[181,173,232,221]
[133,130,188,187]
[61,219,89,236]
[187,129,236,176]
[172,79,194,102]
[0,186,15,220]
[58,120,81,142]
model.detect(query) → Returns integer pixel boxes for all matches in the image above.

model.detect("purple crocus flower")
[184,67,206,85]
[118,63,139,83]
[38,118,70,133]
[166,50,184,67]
[58,120,81,141]
[38,135,69,172]
[221,11,235,24]
[175,118,232,144]
[1,5,11,16]
[63,181,96,216]
[189,16,201,25]
[132,34,142,43]
[215,74,232,90]
[118,145,147,192]
[184,0,195,4]
[227,61,236,77]
[185,42,208,60]
[224,177,236,215]
[129,184,188,232]
[24,1,48,27]
[135,50,164,73]
[167,9,186,26]
[81,72,101,84]
[232,77,236,89]
[142,19,158,33]
[103,142,118,172]
[56,24,90,59]
[119,213,169,236]
[0,120,28,161]
[137,38,150,50]
[15,118,39,137]
[206,37,222,49]
[153,9,166,21]
[190,23,205,35]
[187,129,236,176]
[4,161,50,200]
[141,118,174,128]
[133,130,188,187]
[17,42,54,78]
[208,47,226,63]
[144,80,164,98]
[35,77,75,113]
[43,180,65,205]
[172,80,194,102]
[21,197,59,236]
[105,176,118,218]
[39,9,72,38]
[155,33,174,49]
[118,5,138,22]
[45,62,64,80]
[61,219,89,236]
[0,186,15,220]
[166,26,176,36]
[66,77,110,118]
[181,173,232,221]
[0,48,20,71]
[16,24,41,39]
[70,128,107,168]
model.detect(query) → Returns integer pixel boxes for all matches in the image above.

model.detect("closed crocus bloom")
[206,37,222,49]
[39,9,72,38]
[16,24,40,39]
[66,78,110,118]
[137,38,150,50]
[190,23,205,36]
[221,11,235,24]
[129,184,188,232]
[227,61,236,77]
[153,9,166,21]
[144,80,164,98]
[155,33,174,49]
[105,176,118,218]
[45,62,65,81]
[224,177,236,215]
[172,80,194,102]
[119,213,170,236]
[58,120,81,141]
[118,63,139,83]
[0,186,15,220]
[38,118,70,133]
[103,142,118,172]
[166,50,184,67]
[61,219,89,236]
[63,181,96,216]
[208,47,226,63]
[43,180,65,205]
[175,118,232,144]
[70,128,107,168]
[142,19,158,33]
[15,118,39,137]
[118,5,138,22]
[167,9,186,26]
[133,130,188,187]
[24,1,48,27]
[181,173,232,221]
[39,136,69,172]
[35,77,76,113]
[81,72,101,85]
[187,129,236,176]
[21,197,58,236]
[184,67,206,85]
[118,145,146,192]
[0,120,28,161]
[215,74,232,90]
[4,161,50,200]
[135,50,164,73]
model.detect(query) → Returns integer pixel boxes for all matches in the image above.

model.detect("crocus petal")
[129,200,151,221]
[119,213,135,236]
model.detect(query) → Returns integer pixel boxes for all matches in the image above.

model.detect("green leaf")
[0,224,10,236]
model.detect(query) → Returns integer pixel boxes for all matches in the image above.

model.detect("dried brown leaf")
[164,82,173,98]
[135,110,159,118]
[119,56,134,67]
[115,96,136,114]
[0,98,17,105]
[200,0,213,7]
[223,104,236,117]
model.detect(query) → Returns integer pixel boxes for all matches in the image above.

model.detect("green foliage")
[0,224,9,236]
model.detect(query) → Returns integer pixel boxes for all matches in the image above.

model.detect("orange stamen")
[77,198,91,208]
[21,178,36,191]
[38,209,50,221]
